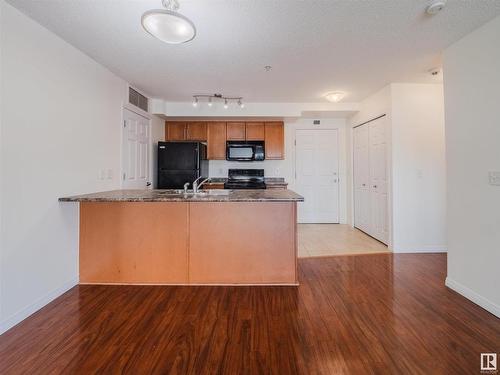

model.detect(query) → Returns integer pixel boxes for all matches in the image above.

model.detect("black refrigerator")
[157,142,209,189]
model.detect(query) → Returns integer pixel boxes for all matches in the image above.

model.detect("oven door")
[226,144,255,161]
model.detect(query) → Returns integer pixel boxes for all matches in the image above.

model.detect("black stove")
[224,169,266,190]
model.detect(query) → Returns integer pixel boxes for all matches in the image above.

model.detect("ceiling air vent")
[129,87,148,112]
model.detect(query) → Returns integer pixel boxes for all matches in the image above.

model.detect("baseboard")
[0,277,78,335]
[393,245,447,253]
[445,277,500,318]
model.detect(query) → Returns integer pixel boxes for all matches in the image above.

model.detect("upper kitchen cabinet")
[245,122,265,141]
[165,122,186,141]
[226,122,246,140]
[207,122,226,160]
[186,122,207,141]
[265,122,285,160]
[165,121,207,141]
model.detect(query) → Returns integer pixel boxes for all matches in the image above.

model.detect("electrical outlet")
[488,171,500,186]
[107,169,113,180]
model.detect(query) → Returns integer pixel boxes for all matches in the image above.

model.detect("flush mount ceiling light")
[426,0,446,15]
[324,91,346,103]
[193,94,244,109]
[142,0,196,44]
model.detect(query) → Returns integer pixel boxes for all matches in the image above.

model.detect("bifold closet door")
[368,119,388,244]
[353,117,388,244]
[353,126,370,233]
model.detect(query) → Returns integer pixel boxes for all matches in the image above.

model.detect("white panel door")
[295,129,339,223]
[122,109,151,189]
[369,118,388,243]
[353,126,371,233]
[352,117,388,244]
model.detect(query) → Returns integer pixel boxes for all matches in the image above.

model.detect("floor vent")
[129,87,148,112]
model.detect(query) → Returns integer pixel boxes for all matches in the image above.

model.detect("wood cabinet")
[265,122,285,160]
[186,122,207,141]
[165,122,207,141]
[207,122,226,160]
[165,122,186,141]
[226,122,246,140]
[245,122,265,140]
[165,121,284,160]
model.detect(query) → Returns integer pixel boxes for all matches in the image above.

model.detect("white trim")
[0,277,78,335]
[123,102,151,120]
[392,245,447,253]
[445,277,500,318]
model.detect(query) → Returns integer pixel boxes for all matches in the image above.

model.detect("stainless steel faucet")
[183,182,190,194]
[192,177,210,193]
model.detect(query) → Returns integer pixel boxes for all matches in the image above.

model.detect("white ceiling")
[7,0,500,102]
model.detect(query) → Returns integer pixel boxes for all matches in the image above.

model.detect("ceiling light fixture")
[325,91,346,103]
[192,94,244,109]
[426,0,446,15]
[142,0,196,44]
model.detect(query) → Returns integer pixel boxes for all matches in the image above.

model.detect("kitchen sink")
[158,189,231,196]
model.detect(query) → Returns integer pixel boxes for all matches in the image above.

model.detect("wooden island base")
[79,202,298,285]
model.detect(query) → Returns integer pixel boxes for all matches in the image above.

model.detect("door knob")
[373,185,377,188]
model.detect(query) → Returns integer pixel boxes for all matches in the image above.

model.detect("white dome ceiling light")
[426,1,446,15]
[324,91,346,103]
[142,0,196,44]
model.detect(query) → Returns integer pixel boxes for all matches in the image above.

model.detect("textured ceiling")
[7,0,500,102]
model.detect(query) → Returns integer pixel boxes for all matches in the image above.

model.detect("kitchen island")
[60,189,304,285]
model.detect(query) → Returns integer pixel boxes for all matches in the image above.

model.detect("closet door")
[368,118,388,244]
[353,126,370,233]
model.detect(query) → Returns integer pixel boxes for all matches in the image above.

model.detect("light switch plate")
[488,171,500,186]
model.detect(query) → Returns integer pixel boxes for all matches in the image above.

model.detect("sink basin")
[204,189,231,196]
[158,189,231,196]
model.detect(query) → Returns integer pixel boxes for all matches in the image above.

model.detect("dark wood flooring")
[1,253,499,374]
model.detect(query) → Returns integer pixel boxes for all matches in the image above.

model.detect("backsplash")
[208,160,288,178]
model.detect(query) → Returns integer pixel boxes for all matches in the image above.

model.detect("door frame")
[121,106,152,189]
[294,128,341,224]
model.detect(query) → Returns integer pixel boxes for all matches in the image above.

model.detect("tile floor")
[298,224,389,257]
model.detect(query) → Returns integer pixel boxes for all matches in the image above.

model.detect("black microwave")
[226,141,265,161]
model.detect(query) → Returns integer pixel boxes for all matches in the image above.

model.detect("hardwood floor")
[1,253,499,374]
[298,224,389,257]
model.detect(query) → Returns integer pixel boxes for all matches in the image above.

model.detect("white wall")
[347,83,446,253]
[443,15,500,317]
[0,2,127,333]
[391,84,446,252]
[209,118,348,223]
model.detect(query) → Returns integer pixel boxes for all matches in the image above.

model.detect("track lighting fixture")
[192,94,244,109]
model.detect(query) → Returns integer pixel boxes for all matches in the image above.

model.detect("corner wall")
[347,83,446,253]
[0,2,127,333]
[443,15,500,317]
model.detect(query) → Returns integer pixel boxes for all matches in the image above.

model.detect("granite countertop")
[59,189,304,203]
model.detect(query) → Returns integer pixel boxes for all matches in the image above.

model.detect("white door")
[295,129,339,223]
[352,117,388,244]
[368,119,388,243]
[353,125,370,233]
[122,109,151,189]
